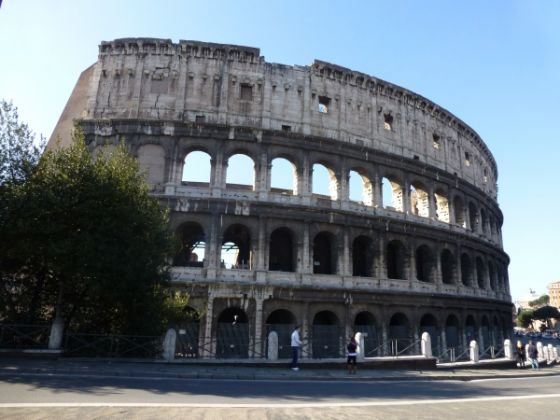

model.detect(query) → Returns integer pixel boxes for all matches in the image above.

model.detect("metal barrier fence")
[0,324,50,349]
[63,333,161,358]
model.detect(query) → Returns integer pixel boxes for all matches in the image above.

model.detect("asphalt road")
[1,372,559,419]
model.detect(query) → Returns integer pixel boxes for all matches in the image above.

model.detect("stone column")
[428,183,436,220]
[302,223,311,274]
[341,229,350,276]
[403,177,411,215]
[373,171,382,208]
[255,151,269,199]
[202,297,215,358]
[48,316,64,350]
[252,296,265,358]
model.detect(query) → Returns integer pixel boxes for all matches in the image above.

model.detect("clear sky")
[1,0,559,300]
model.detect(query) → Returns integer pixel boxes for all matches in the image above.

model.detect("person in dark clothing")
[347,336,358,374]
[527,340,539,370]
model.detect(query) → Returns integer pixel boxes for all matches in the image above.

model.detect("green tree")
[516,309,534,328]
[0,100,45,186]
[528,294,550,308]
[532,305,560,330]
[0,130,175,335]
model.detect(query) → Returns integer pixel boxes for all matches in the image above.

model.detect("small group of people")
[516,340,539,370]
[290,325,359,374]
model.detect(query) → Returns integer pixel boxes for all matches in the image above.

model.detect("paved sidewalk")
[1,358,559,382]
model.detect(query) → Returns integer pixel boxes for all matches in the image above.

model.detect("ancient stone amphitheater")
[51,38,512,360]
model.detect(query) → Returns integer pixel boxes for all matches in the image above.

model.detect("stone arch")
[387,239,406,280]
[313,231,337,274]
[312,310,342,358]
[453,196,466,228]
[420,313,439,354]
[381,176,404,211]
[173,222,206,267]
[354,311,379,356]
[476,257,486,289]
[352,235,373,277]
[174,305,201,359]
[216,307,249,359]
[269,227,295,272]
[348,168,373,205]
[416,245,435,283]
[465,315,477,344]
[221,224,252,269]
[461,253,473,287]
[410,181,430,217]
[137,144,166,186]
[445,314,461,350]
[468,202,478,231]
[265,309,296,359]
[312,162,338,200]
[389,312,411,355]
[488,260,497,291]
[434,189,450,223]
[480,208,488,234]
[480,315,490,350]
[270,157,298,195]
[441,249,456,285]
[182,150,211,184]
[225,153,255,190]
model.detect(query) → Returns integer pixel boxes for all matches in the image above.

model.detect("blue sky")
[1,0,559,300]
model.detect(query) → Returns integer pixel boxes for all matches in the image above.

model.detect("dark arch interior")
[352,235,373,277]
[441,249,455,284]
[313,232,336,274]
[416,245,434,282]
[174,222,206,267]
[269,227,295,272]
[387,240,405,279]
[222,224,251,269]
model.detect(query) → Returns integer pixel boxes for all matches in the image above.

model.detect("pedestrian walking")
[347,335,358,375]
[290,325,303,371]
[527,340,539,370]
[516,340,525,368]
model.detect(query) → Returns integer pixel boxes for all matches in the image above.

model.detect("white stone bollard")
[355,332,365,362]
[469,340,479,363]
[267,331,278,360]
[48,316,65,350]
[537,342,544,360]
[547,344,554,364]
[162,328,177,362]
[556,346,560,362]
[421,332,432,358]
[504,339,514,360]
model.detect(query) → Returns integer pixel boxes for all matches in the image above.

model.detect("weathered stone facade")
[50,38,512,359]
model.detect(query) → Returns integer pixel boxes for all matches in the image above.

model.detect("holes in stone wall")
[453,196,466,228]
[270,157,297,195]
[174,222,206,267]
[183,150,211,184]
[441,249,456,284]
[312,163,338,200]
[269,227,295,272]
[433,133,441,150]
[349,170,373,205]
[476,257,486,289]
[313,231,337,274]
[221,224,252,269]
[387,240,406,280]
[226,153,255,190]
[240,83,253,100]
[318,96,330,113]
[461,253,473,287]
[410,183,430,217]
[434,190,450,223]
[383,113,393,131]
[382,177,403,211]
[352,235,373,277]
[416,245,434,282]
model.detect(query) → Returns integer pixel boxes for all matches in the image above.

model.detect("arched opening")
[174,222,206,267]
[480,208,488,234]
[354,312,378,356]
[488,261,496,291]
[453,196,466,228]
[416,245,434,283]
[461,253,473,287]
[226,153,255,190]
[352,235,373,277]
[313,231,337,274]
[269,227,295,272]
[312,311,341,358]
[265,309,296,359]
[480,316,490,352]
[387,240,406,280]
[441,249,456,285]
[382,177,403,211]
[445,315,461,352]
[182,150,211,184]
[312,163,338,200]
[174,306,201,359]
[270,157,297,195]
[420,313,439,355]
[476,257,486,289]
[469,202,478,231]
[434,189,450,223]
[349,170,373,205]
[216,307,249,359]
[465,315,477,345]
[410,183,430,217]
[221,224,251,269]
[389,313,411,355]
[492,316,500,347]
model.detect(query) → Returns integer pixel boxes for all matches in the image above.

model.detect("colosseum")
[50,38,512,361]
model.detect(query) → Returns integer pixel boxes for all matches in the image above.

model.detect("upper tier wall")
[58,38,499,199]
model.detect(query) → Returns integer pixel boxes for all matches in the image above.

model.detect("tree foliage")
[0,129,178,335]
[0,100,45,186]
[516,309,534,328]
[532,305,560,321]
[528,294,550,308]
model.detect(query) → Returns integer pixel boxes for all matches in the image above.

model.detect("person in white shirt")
[290,325,303,370]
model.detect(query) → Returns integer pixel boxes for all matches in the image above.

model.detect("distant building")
[547,281,560,308]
